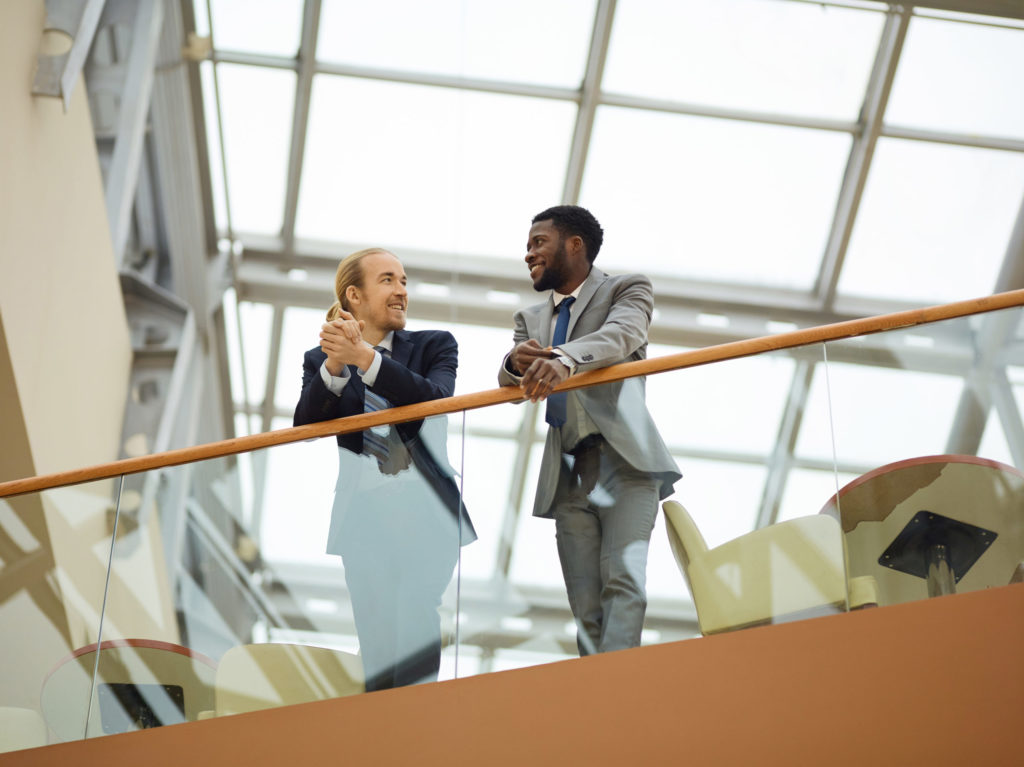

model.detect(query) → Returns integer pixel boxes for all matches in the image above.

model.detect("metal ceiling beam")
[908,1,1024,21]
[103,0,163,266]
[236,235,941,324]
[814,6,911,310]
[280,0,321,258]
[232,250,997,373]
[600,92,858,134]
[562,0,617,204]
[212,49,579,101]
[882,124,1024,153]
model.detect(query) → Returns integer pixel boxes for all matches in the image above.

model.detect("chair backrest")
[214,643,365,716]
[662,501,708,587]
[0,707,47,753]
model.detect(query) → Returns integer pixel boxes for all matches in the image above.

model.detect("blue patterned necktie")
[545,296,576,428]
[362,346,391,466]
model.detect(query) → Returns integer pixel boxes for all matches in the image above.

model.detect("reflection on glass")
[295,76,575,255]
[819,307,1024,609]
[796,360,962,466]
[839,138,1024,303]
[604,0,884,120]
[312,415,470,692]
[978,409,1013,467]
[454,435,517,581]
[886,15,1024,139]
[0,478,129,750]
[405,318,525,433]
[318,0,595,88]
[647,344,795,456]
[286,246,473,691]
[778,466,857,523]
[582,107,850,286]
[83,413,466,734]
[215,63,296,235]
[459,343,845,676]
[659,457,765,550]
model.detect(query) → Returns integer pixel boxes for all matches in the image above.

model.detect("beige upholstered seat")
[663,501,877,635]
[212,643,365,716]
[0,707,47,753]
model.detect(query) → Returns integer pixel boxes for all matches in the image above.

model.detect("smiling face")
[346,251,408,343]
[525,219,589,294]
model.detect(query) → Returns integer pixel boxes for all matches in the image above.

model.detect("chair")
[663,501,877,636]
[212,643,365,717]
[39,639,216,741]
[0,707,47,753]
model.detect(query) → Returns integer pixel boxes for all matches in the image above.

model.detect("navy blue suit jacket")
[293,328,474,539]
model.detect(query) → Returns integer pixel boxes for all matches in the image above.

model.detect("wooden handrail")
[2,288,1022,499]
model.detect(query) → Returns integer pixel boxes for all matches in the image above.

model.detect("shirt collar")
[551,282,583,306]
[376,331,395,352]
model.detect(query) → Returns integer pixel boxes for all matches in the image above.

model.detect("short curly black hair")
[532,205,604,263]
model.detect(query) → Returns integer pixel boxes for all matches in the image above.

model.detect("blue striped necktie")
[362,346,391,466]
[545,296,575,428]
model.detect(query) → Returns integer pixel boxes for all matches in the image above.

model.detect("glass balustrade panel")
[0,476,128,752]
[451,341,857,677]
[88,412,464,739]
[816,305,1024,608]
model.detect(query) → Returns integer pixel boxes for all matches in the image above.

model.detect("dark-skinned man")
[499,205,680,655]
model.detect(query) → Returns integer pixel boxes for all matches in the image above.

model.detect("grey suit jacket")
[499,268,681,517]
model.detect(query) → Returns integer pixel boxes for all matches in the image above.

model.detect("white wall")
[0,0,175,713]
[0,0,132,480]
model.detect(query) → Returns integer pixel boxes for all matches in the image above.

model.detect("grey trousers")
[551,444,660,655]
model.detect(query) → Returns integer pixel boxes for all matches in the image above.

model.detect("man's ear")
[568,235,585,260]
[345,285,360,308]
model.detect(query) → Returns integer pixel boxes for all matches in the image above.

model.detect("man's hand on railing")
[509,339,554,376]
[520,354,570,403]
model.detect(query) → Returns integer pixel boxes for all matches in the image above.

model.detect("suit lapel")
[391,329,413,368]
[526,301,554,346]
[567,268,605,339]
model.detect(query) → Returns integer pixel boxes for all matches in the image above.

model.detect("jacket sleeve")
[497,311,530,387]
[293,349,361,426]
[558,274,653,372]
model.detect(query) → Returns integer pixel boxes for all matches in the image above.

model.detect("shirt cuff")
[320,360,351,395]
[356,349,383,387]
[553,349,577,374]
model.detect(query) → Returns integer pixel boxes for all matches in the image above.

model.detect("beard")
[532,240,570,292]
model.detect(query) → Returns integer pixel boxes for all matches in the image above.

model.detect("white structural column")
[946,193,1024,457]
[103,0,164,265]
[814,6,910,309]
[561,0,617,205]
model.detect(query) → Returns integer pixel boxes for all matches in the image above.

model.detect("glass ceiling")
[191,0,1024,666]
